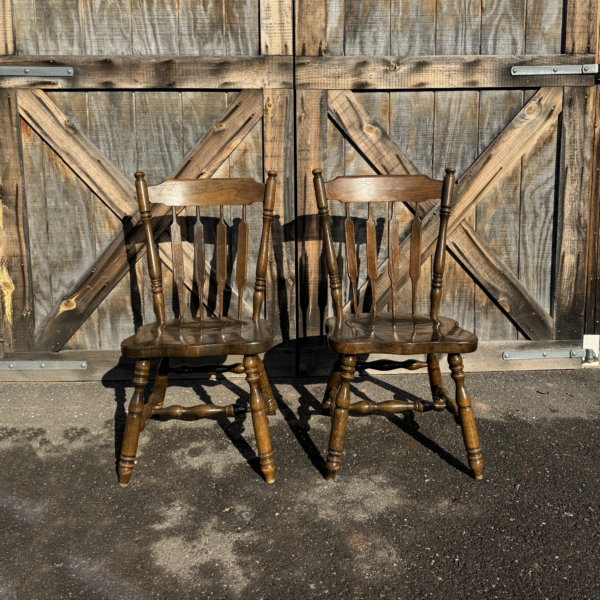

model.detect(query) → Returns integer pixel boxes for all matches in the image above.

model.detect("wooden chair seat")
[121,317,272,359]
[325,313,478,355]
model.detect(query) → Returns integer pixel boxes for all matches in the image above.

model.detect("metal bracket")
[502,349,597,363]
[511,64,598,77]
[0,66,74,77]
[0,361,87,370]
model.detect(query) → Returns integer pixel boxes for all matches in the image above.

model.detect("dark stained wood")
[216,206,227,319]
[295,54,596,90]
[388,202,400,317]
[237,206,249,319]
[325,175,443,204]
[0,55,293,90]
[193,207,205,319]
[366,203,377,312]
[148,178,266,207]
[345,205,358,315]
[349,399,436,414]
[170,207,185,318]
[409,203,422,315]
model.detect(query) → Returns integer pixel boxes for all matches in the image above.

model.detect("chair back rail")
[312,169,456,319]
[134,171,277,322]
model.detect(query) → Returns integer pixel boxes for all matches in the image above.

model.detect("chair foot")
[325,467,338,482]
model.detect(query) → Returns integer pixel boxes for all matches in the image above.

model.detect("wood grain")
[435,0,480,55]
[260,0,293,55]
[481,0,524,55]
[0,55,294,90]
[295,0,344,56]
[525,0,563,54]
[10,0,37,55]
[344,0,390,56]
[131,0,178,56]
[295,55,595,90]
[193,207,205,318]
[84,0,132,55]
[390,0,435,55]
[179,0,225,55]
[0,0,14,55]
[225,0,259,55]
[35,0,84,54]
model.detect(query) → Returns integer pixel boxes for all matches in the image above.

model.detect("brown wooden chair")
[118,171,279,487]
[312,168,483,481]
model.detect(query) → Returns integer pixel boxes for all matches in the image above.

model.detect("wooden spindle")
[313,169,343,318]
[366,202,377,313]
[135,172,165,325]
[348,399,436,414]
[170,206,185,318]
[430,167,456,321]
[237,205,249,319]
[410,203,423,316]
[153,403,247,419]
[253,171,277,321]
[388,202,400,317]
[216,205,227,319]
[194,206,205,319]
[345,204,358,315]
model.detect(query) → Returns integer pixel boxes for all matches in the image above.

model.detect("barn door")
[0,0,294,380]
[295,0,599,375]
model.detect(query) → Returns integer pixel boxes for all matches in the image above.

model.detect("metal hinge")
[0,361,87,370]
[511,64,598,77]
[502,348,597,363]
[0,66,74,77]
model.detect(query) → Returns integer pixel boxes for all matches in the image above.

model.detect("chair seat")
[121,316,272,359]
[325,312,477,355]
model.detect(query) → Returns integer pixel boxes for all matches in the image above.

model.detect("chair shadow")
[350,377,472,477]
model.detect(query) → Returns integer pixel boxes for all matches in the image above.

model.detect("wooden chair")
[312,168,483,481]
[118,171,279,486]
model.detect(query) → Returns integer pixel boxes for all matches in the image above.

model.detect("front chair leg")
[257,358,277,416]
[448,354,483,480]
[118,359,151,487]
[323,355,342,414]
[326,354,356,481]
[244,355,275,484]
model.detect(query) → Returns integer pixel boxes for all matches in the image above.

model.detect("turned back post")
[134,171,277,322]
[312,168,455,319]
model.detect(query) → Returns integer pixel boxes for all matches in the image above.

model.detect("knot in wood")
[499,300,510,313]
[364,124,376,134]
[388,62,398,71]
[215,123,225,131]
[61,298,76,310]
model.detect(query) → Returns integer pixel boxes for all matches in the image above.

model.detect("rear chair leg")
[245,355,275,484]
[118,359,150,487]
[426,353,446,411]
[326,354,356,481]
[448,354,483,480]
[139,357,170,433]
[257,358,277,416]
[323,355,342,414]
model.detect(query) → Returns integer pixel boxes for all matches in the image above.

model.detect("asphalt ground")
[0,368,599,599]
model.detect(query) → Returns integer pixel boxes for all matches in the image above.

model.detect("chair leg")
[118,359,150,487]
[257,358,277,416]
[448,354,483,480]
[426,353,446,411]
[325,354,356,481]
[323,355,342,414]
[244,355,275,484]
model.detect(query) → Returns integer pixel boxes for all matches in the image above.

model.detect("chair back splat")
[312,168,456,318]
[134,171,277,321]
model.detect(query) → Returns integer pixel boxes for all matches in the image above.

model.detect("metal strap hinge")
[502,349,598,363]
[511,64,599,77]
[0,361,87,370]
[0,66,74,77]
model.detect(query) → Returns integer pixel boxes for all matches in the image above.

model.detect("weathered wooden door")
[0,0,294,379]
[295,0,599,375]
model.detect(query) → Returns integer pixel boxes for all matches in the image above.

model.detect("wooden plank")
[390,0,435,55]
[0,56,294,90]
[17,90,134,220]
[344,0,390,56]
[10,0,37,55]
[554,87,595,339]
[435,0,480,55]
[84,0,132,55]
[296,90,327,339]
[565,0,597,55]
[475,90,522,341]
[525,0,563,54]
[0,0,14,55]
[260,0,293,55]
[35,89,263,351]
[295,0,344,57]
[225,0,259,55]
[179,0,225,55]
[148,179,265,207]
[44,92,97,350]
[333,88,559,339]
[0,90,33,351]
[131,0,178,55]
[294,54,596,90]
[481,0,524,55]
[264,88,295,343]
[35,0,84,54]
[88,91,140,350]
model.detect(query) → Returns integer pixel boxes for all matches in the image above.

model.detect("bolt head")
[512,67,518,74]
[584,66,589,72]
[24,68,29,74]
[553,67,558,73]
[505,353,509,358]
[81,362,86,369]
[67,68,73,75]
[40,363,45,368]
[9,363,14,369]
[543,352,547,357]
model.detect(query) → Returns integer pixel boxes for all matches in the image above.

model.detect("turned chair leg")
[118,359,151,487]
[426,353,446,412]
[244,355,276,484]
[448,354,483,480]
[325,354,356,481]
[257,358,277,416]
[323,355,342,414]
